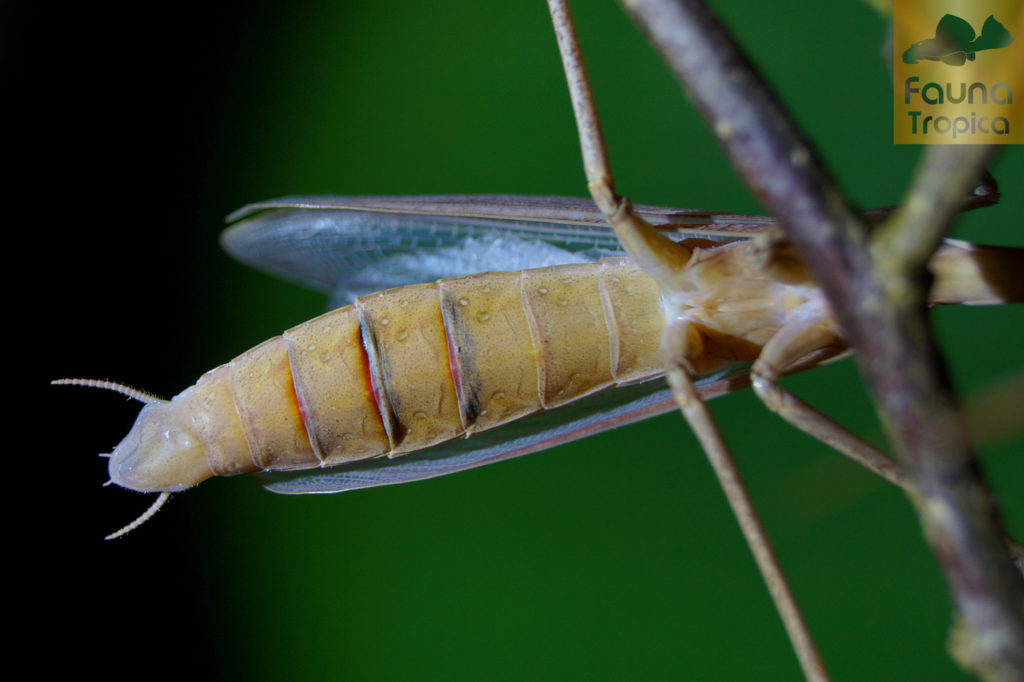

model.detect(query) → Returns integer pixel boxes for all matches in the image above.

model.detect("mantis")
[58,1,1024,679]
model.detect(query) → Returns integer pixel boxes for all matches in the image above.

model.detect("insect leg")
[749,321,912,490]
[548,1,830,678]
[750,318,1024,574]
[662,318,830,682]
[545,0,691,290]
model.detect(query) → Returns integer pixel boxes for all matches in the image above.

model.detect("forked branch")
[617,0,1024,679]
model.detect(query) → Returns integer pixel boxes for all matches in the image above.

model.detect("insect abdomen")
[140,259,665,488]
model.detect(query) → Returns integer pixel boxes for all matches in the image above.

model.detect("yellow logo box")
[894,1,1022,144]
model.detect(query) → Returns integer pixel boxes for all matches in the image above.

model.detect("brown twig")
[617,0,1024,678]
[877,144,1024,679]
[874,145,996,272]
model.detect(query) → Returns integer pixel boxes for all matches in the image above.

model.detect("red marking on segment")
[445,324,464,404]
[438,291,472,432]
[356,333,382,414]
[281,349,320,464]
[354,311,395,449]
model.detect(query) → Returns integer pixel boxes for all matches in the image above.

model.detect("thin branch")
[617,0,1024,678]
[880,145,1024,680]
[874,145,996,275]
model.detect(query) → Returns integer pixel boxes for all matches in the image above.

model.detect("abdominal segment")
[183,259,665,475]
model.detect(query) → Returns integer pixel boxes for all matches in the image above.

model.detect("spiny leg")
[547,1,829,679]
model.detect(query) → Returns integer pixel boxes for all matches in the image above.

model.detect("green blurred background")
[30,0,1022,679]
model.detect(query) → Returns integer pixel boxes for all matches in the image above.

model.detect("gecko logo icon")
[894,2,1022,144]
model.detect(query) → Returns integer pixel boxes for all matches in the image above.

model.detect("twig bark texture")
[618,0,1024,678]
